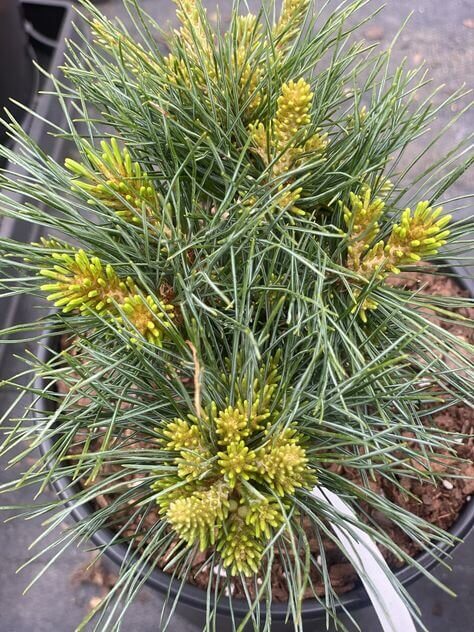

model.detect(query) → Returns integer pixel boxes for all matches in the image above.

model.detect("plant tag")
[311,486,417,632]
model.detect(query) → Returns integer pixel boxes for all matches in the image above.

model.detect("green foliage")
[39,247,174,345]
[65,138,166,230]
[256,428,310,496]
[0,0,472,630]
[249,77,328,214]
[154,359,312,575]
[343,188,452,319]
[216,515,265,576]
[273,0,310,50]
[165,482,230,550]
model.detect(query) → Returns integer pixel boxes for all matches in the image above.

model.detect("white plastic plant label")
[312,486,417,632]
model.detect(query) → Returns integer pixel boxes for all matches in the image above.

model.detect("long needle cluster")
[273,0,310,49]
[152,359,313,575]
[91,18,161,74]
[65,139,166,231]
[250,79,327,214]
[343,189,451,319]
[39,249,174,345]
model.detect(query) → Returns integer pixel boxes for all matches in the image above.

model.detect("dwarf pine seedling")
[0,1,472,631]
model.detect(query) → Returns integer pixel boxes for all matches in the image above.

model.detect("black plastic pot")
[0,0,76,150]
[0,0,35,144]
[36,270,474,630]
[0,0,76,188]
[0,0,78,371]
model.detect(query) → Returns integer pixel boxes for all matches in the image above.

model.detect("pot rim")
[36,265,474,621]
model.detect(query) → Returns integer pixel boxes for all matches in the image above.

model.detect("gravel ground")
[0,0,473,630]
